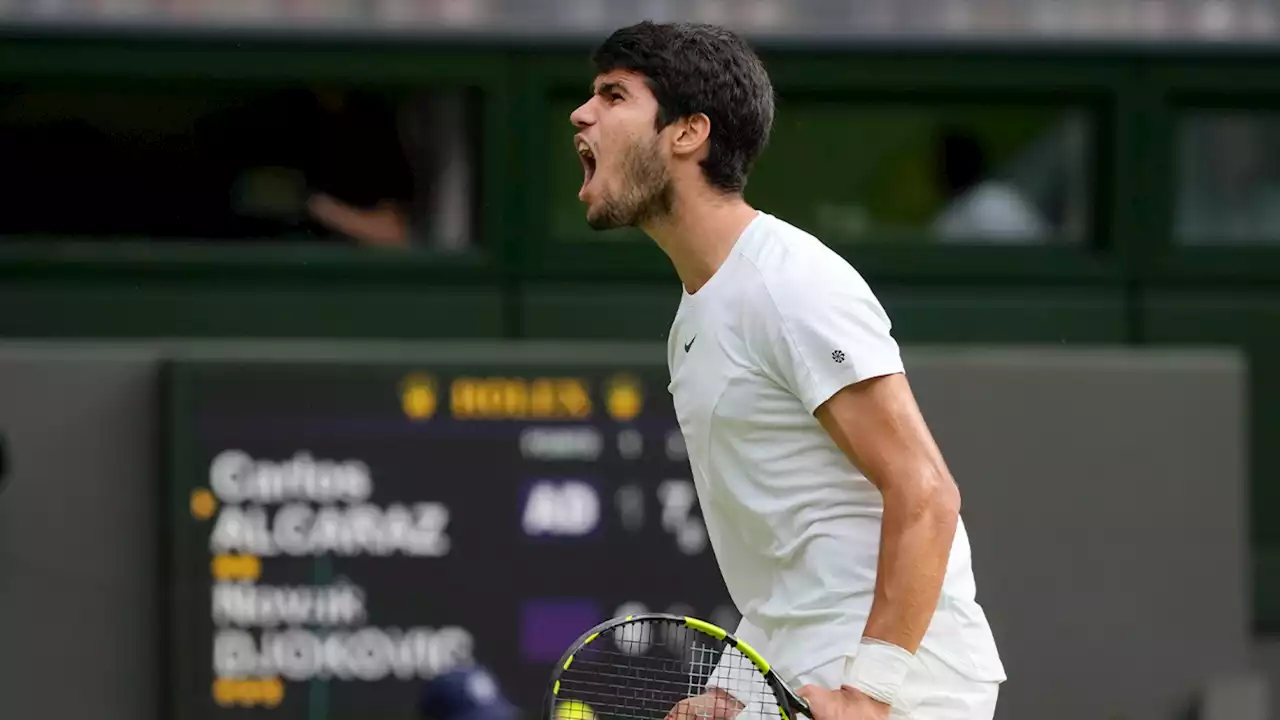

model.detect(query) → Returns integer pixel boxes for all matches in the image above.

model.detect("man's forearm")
[861,473,961,653]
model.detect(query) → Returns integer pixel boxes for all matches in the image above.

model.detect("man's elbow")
[887,466,961,526]
[931,470,962,520]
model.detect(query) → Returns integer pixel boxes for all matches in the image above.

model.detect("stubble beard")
[586,134,674,231]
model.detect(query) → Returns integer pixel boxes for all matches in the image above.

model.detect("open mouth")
[576,138,597,195]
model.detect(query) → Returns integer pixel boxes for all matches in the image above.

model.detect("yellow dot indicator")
[401,373,438,420]
[190,488,217,520]
[212,554,262,582]
[605,374,644,422]
[556,700,596,720]
[212,677,285,708]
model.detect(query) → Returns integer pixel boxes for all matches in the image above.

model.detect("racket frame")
[544,612,811,720]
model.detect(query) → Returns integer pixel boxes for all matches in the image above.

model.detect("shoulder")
[735,214,885,327]
[731,215,903,411]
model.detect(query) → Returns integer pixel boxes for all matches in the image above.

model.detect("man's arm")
[742,259,945,715]
[813,371,961,654]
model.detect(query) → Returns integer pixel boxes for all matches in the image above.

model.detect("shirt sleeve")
[749,264,904,415]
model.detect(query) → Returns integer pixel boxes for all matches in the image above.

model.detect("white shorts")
[792,647,1000,720]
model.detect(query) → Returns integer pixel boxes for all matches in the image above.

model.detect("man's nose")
[570,99,594,130]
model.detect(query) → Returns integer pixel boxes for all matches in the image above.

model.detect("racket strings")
[554,620,777,720]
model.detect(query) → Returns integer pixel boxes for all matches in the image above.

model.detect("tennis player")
[569,21,1007,720]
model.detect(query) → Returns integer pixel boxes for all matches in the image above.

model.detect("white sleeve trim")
[802,360,906,415]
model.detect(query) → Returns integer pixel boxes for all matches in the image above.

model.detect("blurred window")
[1175,111,1280,246]
[0,81,482,251]
[546,95,1091,246]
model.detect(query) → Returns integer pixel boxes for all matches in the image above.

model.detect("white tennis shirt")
[666,212,1007,693]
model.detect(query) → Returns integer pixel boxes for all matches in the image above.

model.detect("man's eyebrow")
[592,81,627,96]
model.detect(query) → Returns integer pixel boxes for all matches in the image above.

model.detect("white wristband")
[847,638,914,707]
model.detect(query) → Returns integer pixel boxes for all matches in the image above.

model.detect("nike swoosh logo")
[684,336,696,353]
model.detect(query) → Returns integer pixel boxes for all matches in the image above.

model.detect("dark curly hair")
[592,21,775,195]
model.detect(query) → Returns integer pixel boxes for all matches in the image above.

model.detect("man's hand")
[663,687,744,720]
[796,685,891,720]
[307,193,410,247]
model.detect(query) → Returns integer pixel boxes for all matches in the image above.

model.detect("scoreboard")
[164,358,737,720]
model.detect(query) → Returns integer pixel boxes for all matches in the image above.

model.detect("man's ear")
[671,112,712,158]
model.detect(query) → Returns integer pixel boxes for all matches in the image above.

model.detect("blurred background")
[0,1,1275,719]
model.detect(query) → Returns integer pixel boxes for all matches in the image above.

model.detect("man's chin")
[586,216,623,231]
[585,208,628,231]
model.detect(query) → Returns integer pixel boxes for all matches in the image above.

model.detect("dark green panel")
[520,283,1126,344]
[1149,103,1280,285]
[0,34,512,82]
[0,282,504,338]
[877,287,1128,343]
[1258,548,1280,637]
[1136,60,1280,284]
[0,240,497,281]
[0,34,519,278]
[519,284,680,340]
[1143,290,1280,635]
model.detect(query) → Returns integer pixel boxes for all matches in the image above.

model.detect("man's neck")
[642,189,760,295]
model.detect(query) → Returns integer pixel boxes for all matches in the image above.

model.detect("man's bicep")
[813,373,950,494]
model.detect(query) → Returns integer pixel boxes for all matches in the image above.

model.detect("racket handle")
[791,694,812,718]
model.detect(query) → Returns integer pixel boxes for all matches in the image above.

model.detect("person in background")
[213,86,475,250]
[418,665,521,720]
[306,88,475,251]
[931,127,1048,243]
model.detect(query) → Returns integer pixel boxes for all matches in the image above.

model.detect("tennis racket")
[544,613,812,720]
